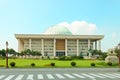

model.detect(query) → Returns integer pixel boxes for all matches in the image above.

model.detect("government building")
[15,25,104,57]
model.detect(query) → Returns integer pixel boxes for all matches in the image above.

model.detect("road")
[0,68,120,80]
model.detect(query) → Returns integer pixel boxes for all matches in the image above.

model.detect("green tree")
[8,48,16,54]
[101,52,107,60]
[90,50,102,56]
[0,49,6,57]
[19,49,42,58]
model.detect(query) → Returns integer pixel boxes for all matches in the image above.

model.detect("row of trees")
[19,49,42,57]
[0,48,108,59]
[0,49,42,57]
[0,48,16,57]
[89,49,107,59]
[3,46,120,60]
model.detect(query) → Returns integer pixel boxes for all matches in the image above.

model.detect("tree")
[90,50,102,56]
[89,49,107,59]
[19,49,42,58]
[0,49,6,57]
[8,48,16,54]
[101,52,107,60]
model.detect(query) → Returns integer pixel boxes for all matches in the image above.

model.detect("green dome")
[43,25,73,35]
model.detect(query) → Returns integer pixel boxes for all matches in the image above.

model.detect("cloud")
[111,32,117,39]
[58,21,97,35]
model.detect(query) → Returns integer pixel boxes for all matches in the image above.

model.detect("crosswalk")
[0,73,120,80]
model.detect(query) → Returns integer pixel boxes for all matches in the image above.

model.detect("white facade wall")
[15,34,104,57]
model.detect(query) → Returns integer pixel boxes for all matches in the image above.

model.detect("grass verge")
[0,58,119,68]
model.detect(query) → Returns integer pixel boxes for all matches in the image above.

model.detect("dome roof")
[43,25,73,35]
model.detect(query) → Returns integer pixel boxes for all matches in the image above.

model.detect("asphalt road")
[0,68,120,80]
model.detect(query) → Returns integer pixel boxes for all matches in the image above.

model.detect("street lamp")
[6,41,9,68]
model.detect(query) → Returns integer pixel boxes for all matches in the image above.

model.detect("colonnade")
[18,38,101,56]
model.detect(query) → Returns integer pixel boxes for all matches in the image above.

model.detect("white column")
[98,40,101,50]
[29,38,31,50]
[18,39,24,52]
[41,39,44,56]
[65,39,67,56]
[88,39,90,50]
[54,38,56,57]
[77,39,79,56]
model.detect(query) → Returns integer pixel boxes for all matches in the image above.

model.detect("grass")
[0,58,119,68]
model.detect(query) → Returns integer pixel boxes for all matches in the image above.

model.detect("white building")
[15,25,104,57]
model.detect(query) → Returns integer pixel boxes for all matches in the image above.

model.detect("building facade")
[15,25,104,57]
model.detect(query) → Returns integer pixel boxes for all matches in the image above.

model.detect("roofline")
[15,34,104,40]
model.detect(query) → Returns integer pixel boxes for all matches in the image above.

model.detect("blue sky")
[0,0,120,51]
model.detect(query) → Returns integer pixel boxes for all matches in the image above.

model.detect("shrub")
[71,62,76,66]
[65,56,72,60]
[31,63,35,67]
[10,62,16,67]
[50,62,55,66]
[107,62,112,66]
[58,56,66,60]
[47,56,50,59]
[91,63,95,67]
[77,56,84,59]
[58,56,72,60]
[41,56,44,59]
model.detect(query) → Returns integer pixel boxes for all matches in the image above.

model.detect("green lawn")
[0,58,119,68]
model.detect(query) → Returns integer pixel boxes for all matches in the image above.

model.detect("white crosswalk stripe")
[27,74,33,80]
[38,74,44,79]
[64,74,75,78]
[72,73,85,78]
[81,73,95,78]
[105,73,120,78]
[55,74,65,79]
[0,75,5,79]
[98,73,116,79]
[46,74,54,79]
[89,73,106,78]
[0,73,120,80]
[14,75,24,80]
[113,73,120,76]
[4,75,15,80]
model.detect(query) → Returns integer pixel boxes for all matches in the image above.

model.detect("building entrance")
[56,52,65,57]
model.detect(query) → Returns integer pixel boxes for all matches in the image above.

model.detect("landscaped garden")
[0,58,119,68]
[0,48,120,68]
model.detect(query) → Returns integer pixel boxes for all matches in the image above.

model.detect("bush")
[77,56,84,59]
[58,56,66,60]
[58,56,72,60]
[10,62,16,67]
[91,63,95,67]
[31,63,35,67]
[65,56,72,60]
[47,56,50,59]
[71,62,76,66]
[50,62,55,66]
[107,62,112,66]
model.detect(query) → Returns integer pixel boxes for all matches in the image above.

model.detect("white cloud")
[111,32,117,39]
[58,21,97,35]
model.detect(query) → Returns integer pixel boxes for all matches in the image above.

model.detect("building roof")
[43,25,73,35]
[15,34,104,40]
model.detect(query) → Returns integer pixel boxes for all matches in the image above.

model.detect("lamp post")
[6,41,9,68]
